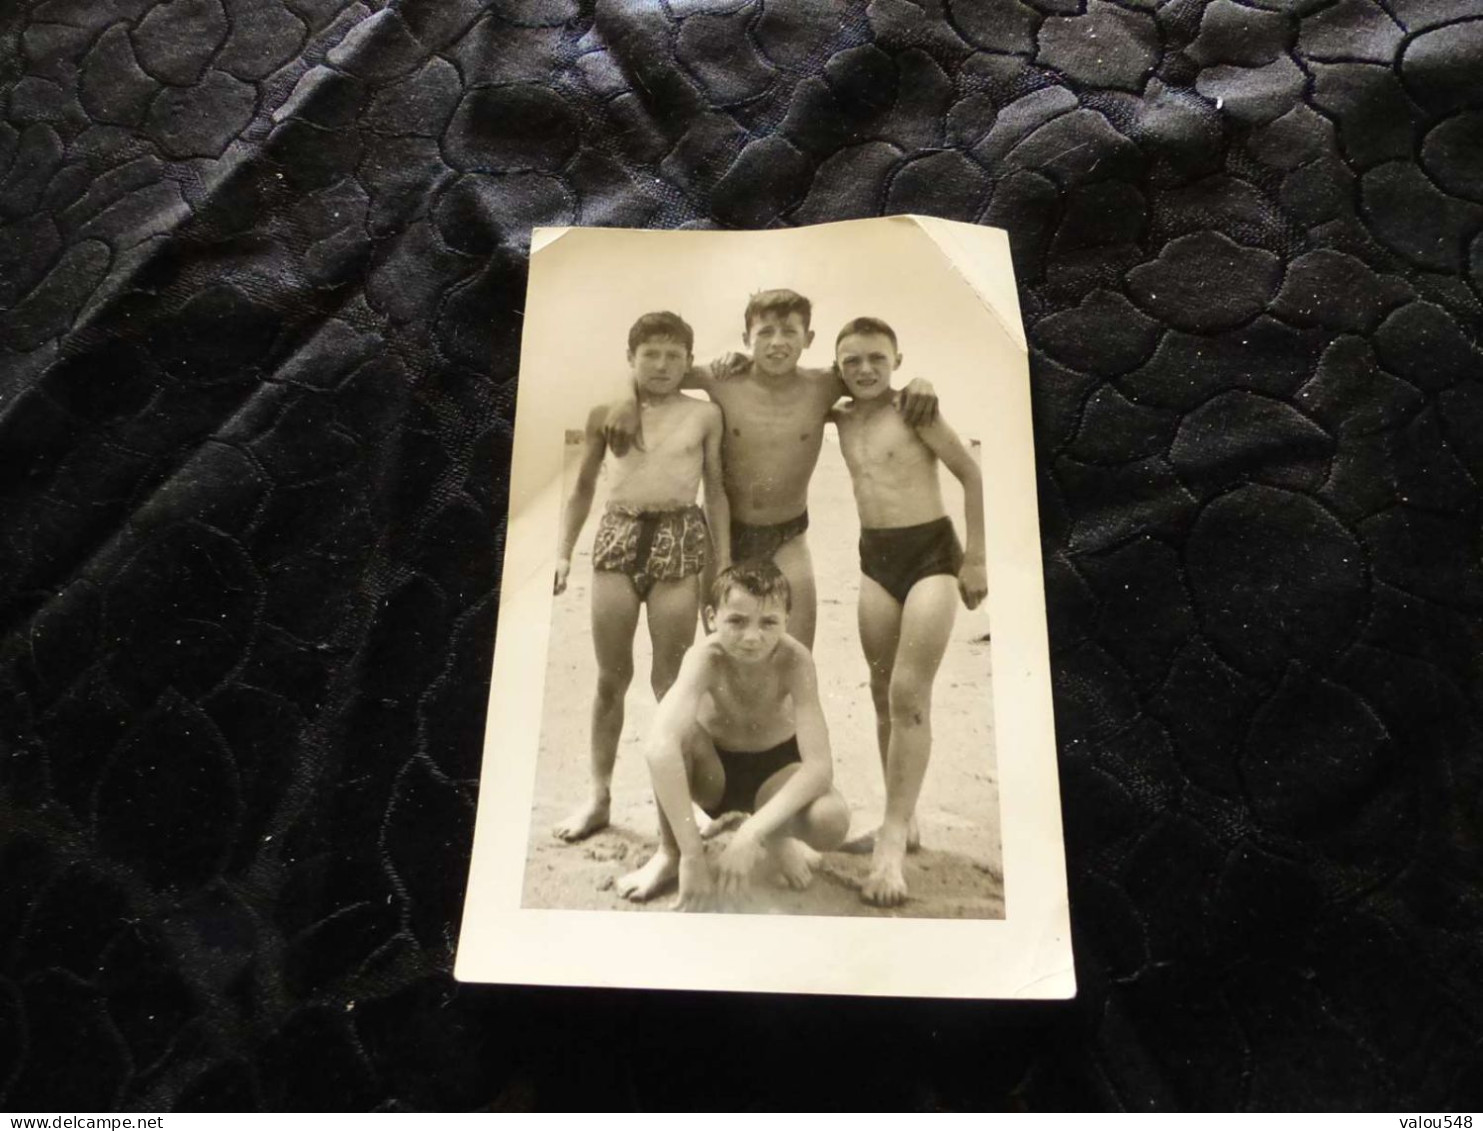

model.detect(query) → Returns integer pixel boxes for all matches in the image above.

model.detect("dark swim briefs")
[731,509,809,563]
[591,503,709,597]
[859,515,964,605]
[702,735,802,819]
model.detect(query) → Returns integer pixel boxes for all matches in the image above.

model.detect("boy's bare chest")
[636,406,705,459]
[840,411,925,478]
[713,380,827,449]
[706,670,786,718]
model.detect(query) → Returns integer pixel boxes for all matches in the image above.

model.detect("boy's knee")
[869,674,891,711]
[805,791,850,850]
[595,668,632,704]
[888,676,931,727]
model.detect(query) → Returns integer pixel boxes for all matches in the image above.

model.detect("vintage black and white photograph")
[458,217,1071,999]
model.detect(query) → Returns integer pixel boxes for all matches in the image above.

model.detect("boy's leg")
[553,571,640,842]
[863,574,957,907]
[771,532,817,649]
[644,576,700,700]
[842,574,918,853]
[753,764,851,890]
[616,723,724,902]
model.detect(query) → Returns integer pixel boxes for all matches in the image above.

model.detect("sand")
[519,432,1004,919]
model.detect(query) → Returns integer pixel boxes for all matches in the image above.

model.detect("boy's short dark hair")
[628,311,694,354]
[710,560,792,613]
[744,289,812,335]
[836,316,898,352]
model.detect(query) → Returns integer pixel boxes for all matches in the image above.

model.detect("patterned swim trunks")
[591,503,709,597]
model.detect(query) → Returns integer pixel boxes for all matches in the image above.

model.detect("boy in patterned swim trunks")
[829,317,989,907]
[551,312,730,842]
[615,561,850,907]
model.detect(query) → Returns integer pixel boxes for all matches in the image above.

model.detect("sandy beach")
[520,430,1004,919]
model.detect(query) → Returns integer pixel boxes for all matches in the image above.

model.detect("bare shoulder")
[670,636,722,695]
[912,405,963,448]
[773,635,817,683]
[800,364,845,402]
[691,636,727,675]
[583,402,609,433]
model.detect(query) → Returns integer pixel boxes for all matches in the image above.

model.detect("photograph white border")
[455,217,1074,999]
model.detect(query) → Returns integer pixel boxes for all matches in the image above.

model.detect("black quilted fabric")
[2,0,1481,1112]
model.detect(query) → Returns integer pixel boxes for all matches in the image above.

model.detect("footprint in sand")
[583,840,629,863]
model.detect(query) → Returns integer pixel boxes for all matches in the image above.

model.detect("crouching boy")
[617,561,850,909]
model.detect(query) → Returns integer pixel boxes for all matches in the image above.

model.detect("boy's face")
[628,336,692,396]
[709,587,788,664]
[744,311,813,378]
[835,331,901,400]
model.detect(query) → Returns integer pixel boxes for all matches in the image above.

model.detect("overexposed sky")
[520,219,1021,445]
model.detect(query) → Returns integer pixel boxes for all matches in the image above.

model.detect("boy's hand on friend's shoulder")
[672,854,717,912]
[553,559,571,595]
[602,397,642,457]
[897,377,939,426]
[959,558,988,610]
[710,351,750,380]
[716,827,763,896]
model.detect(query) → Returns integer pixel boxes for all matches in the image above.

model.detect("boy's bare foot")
[616,849,679,902]
[861,849,909,906]
[770,837,820,890]
[861,824,912,906]
[841,816,920,856]
[552,793,610,842]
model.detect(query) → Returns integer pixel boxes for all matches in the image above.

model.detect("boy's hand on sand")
[716,828,764,896]
[672,855,716,912]
[897,377,939,426]
[602,398,643,457]
[959,559,988,610]
[553,559,571,595]
[710,351,750,380]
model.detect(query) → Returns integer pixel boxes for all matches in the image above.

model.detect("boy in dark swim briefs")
[550,312,730,843]
[830,317,989,908]
[616,561,850,908]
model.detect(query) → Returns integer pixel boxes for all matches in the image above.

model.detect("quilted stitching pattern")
[1,0,1481,1111]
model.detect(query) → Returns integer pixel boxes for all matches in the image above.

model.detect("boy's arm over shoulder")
[802,363,848,408]
[601,386,642,456]
[896,374,938,426]
[683,361,719,396]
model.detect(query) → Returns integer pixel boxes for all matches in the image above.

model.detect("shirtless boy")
[616,561,850,908]
[607,289,936,649]
[830,317,988,907]
[551,311,730,842]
